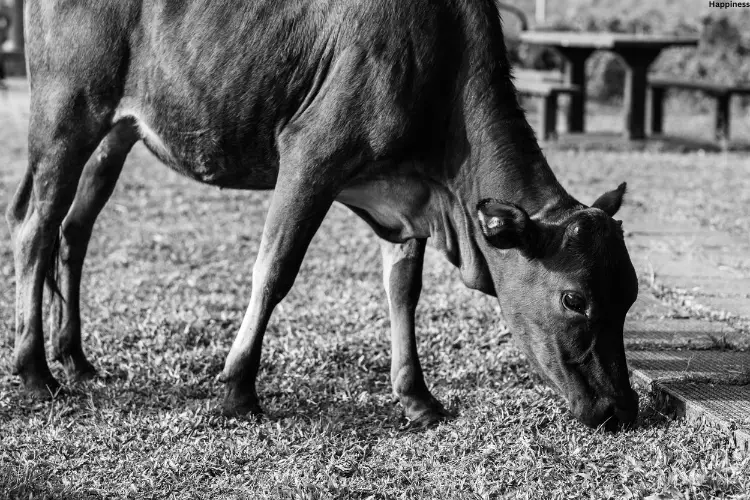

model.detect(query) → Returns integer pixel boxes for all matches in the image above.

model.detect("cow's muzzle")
[573,388,639,432]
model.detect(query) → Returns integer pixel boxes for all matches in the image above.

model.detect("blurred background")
[504,0,750,110]
[2,0,749,113]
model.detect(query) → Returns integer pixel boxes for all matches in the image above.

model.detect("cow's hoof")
[401,397,452,430]
[21,372,63,399]
[59,353,98,382]
[221,386,263,420]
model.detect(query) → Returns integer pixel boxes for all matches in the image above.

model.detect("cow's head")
[477,183,639,431]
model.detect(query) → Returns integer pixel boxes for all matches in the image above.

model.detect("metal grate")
[628,350,750,385]
[625,319,746,349]
[663,383,750,424]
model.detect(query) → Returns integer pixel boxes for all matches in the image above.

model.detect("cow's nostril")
[572,390,640,431]
[597,393,639,432]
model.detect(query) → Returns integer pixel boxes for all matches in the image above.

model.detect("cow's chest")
[337,177,436,243]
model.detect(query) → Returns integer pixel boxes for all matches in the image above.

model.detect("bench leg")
[560,48,594,133]
[538,93,558,141]
[650,87,665,135]
[715,93,731,142]
[620,49,661,140]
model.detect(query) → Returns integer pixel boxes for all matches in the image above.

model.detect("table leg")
[620,49,661,140]
[649,87,665,135]
[715,92,731,142]
[559,48,594,133]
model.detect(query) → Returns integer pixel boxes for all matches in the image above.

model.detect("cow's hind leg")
[381,239,449,427]
[7,94,111,396]
[49,122,139,380]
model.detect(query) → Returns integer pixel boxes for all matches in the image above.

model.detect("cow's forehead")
[566,208,620,235]
[546,208,628,274]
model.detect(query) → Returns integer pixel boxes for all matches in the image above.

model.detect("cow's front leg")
[381,238,449,427]
[219,176,335,417]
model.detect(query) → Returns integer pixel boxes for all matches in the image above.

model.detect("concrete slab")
[628,351,750,385]
[710,253,750,272]
[690,296,750,319]
[628,228,738,249]
[644,255,733,280]
[625,319,747,350]
[626,293,676,320]
[657,275,750,299]
[625,222,699,235]
[650,382,750,452]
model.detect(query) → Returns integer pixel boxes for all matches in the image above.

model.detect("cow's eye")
[562,292,587,315]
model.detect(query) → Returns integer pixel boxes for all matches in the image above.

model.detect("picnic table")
[519,32,699,139]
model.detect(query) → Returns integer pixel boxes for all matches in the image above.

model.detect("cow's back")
[27,0,487,188]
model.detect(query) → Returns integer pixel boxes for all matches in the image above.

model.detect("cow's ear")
[592,182,627,217]
[477,199,540,256]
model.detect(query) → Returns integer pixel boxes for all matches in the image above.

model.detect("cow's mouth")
[566,372,639,431]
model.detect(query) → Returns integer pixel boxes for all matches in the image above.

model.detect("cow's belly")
[114,99,280,190]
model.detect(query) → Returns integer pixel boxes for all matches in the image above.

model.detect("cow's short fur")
[7,0,638,430]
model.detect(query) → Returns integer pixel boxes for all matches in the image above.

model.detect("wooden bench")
[515,79,580,140]
[496,3,576,141]
[514,69,564,83]
[649,77,750,141]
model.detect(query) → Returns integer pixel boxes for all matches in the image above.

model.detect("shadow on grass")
[2,347,675,438]
[0,472,104,500]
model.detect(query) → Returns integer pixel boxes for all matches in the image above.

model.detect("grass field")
[1,86,750,498]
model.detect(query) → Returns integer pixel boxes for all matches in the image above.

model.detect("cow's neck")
[450,71,576,214]
[433,84,580,293]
